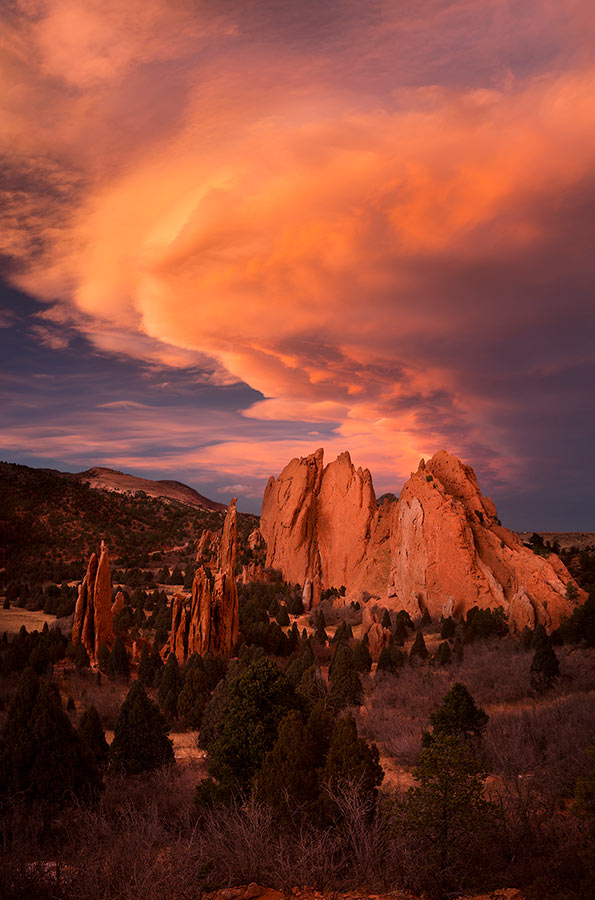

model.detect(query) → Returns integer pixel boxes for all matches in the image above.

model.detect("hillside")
[74,466,226,511]
[0,461,255,584]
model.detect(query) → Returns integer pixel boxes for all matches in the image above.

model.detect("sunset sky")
[1,0,594,528]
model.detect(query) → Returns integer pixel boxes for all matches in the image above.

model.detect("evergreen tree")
[0,669,101,805]
[402,731,501,896]
[353,638,372,673]
[328,643,363,711]
[321,713,383,822]
[395,609,414,630]
[530,638,560,693]
[177,666,209,728]
[74,641,90,672]
[78,705,109,769]
[519,625,533,651]
[440,616,456,640]
[285,645,315,687]
[296,663,328,712]
[149,641,164,685]
[377,643,406,675]
[158,652,183,721]
[453,635,464,663]
[107,636,130,680]
[436,641,452,666]
[393,619,408,646]
[429,683,488,740]
[208,657,299,791]
[409,630,429,662]
[255,710,321,824]
[381,609,392,630]
[137,644,153,686]
[420,607,432,627]
[109,680,174,775]
[276,605,290,627]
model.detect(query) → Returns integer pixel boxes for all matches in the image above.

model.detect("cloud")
[2,0,595,508]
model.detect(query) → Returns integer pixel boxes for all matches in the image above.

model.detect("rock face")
[387,451,585,631]
[72,541,115,664]
[170,500,240,660]
[260,449,392,606]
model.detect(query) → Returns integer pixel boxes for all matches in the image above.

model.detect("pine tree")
[436,640,452,666]
[137,644,153,686]
[255,710,321,824]
[109,680,174,774]
[177,666,209,728]
[321,713,383,822]
[420,607,432,627]
[285,645,315,687]
[208,657,299,791]
[107,636,130,680]
[377,643,406,675]
[78,705,109,769]
[381,609,392,630]
[296,663,328,712]
[393,619,408,646]
[328,643,363,711]
[409,630,429,662]
[429,683,488,740]
[530,638,560,693]
[440,616,456,640]
[158,652,183,721]
[402,730,501,895]
[353,638,372,673]
[149,641,164,685]
[0,669,101,805]
[276,605,290,627]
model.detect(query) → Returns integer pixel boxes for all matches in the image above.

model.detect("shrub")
[78,705,109,769]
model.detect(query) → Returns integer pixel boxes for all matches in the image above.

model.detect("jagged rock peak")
[170,499,239,660]
[387,450,585,631]
[260,449,390,606]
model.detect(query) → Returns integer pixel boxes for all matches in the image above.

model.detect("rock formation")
[72,541,115,664]
[366,616,391,660]
[387,451,585,631]
[260,447,584,632]
[260,449,392,606]
[170,500,240,660]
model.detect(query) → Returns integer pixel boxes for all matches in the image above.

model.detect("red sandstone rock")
[171,500,239,660]
[260,449,392,605]
[387,451,585,630]
[72,542,115,664]
[366,620,391,660]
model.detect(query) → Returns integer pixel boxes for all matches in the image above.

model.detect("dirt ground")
[0,606,71,636]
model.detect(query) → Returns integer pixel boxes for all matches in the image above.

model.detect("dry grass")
[0,607,70,636]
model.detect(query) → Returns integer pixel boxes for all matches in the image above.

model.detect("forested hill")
[0,461,257,584]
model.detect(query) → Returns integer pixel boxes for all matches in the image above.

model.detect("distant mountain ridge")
[72,466,226,511]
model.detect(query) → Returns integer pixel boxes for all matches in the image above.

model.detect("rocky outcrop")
[366,617,391,660]
[260,450,392,606]
[387,451,585,631]
[72,541,115,664]
[170,500,239,660]
[196,529,219,564]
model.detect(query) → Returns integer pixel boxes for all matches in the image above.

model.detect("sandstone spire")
[72,542,115,664]
[170,499,239,660]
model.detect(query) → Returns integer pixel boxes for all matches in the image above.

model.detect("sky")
[1,0,594,528]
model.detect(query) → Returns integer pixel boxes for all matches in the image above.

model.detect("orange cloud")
[3,0,595,495]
